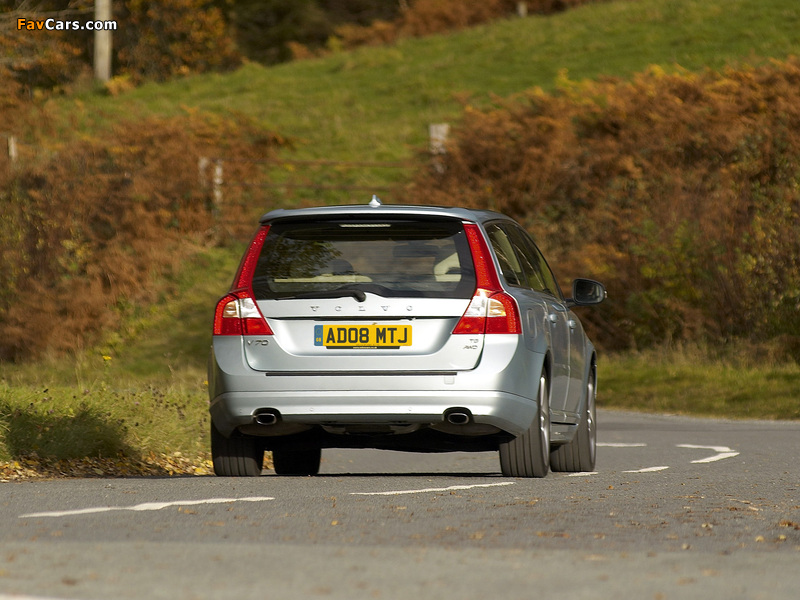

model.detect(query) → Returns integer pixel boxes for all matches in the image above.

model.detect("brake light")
[453,223,521,335]
[213,292,273,336]
[232,226,270,289]
[213,226,274,336]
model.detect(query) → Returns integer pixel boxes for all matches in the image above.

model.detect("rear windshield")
[251,218,476,299]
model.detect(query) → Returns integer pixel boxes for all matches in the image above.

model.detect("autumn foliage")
[310,0,603,54]
[0,112,285,361]
[115,0,240,81]
[404,59,800,354]
[0,0,240,99]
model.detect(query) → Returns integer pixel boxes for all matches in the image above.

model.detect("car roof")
[258,200,510,226]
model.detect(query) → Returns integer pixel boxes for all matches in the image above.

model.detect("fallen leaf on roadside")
[0,454,214,480]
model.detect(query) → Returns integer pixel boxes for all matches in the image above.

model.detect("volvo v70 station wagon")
[208,199,605,477]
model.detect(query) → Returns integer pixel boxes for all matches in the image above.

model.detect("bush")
[0,0,240,95]
[399,0,516,38]
[116,0,241,81]
[322,0,606,54]
[0,11,88,98]
[0,112,286,361]
[230,0,333,64]
[403,59,800,353]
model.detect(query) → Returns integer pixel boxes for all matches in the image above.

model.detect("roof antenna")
[369,195,382,208]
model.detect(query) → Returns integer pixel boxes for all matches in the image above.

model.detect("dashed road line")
[0,596,70,600]
[351,482,515,496]
[623,466,670,473]
[677,444,739,463]
[19,496,275,519]
[597,443,647,447]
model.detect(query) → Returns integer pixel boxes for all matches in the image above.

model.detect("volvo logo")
[309,305,405,313]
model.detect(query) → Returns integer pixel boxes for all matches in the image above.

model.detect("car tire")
[499,373,550,478]
[272,448,321,476]
[550,366,597,472]
[211,421,264,477]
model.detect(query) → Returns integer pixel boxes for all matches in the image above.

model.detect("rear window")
[251,218,476,299]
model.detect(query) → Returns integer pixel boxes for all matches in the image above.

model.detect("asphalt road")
[1,409,799,600]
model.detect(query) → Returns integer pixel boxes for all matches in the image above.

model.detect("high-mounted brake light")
[453,223,521,335]
[212,226,273,336]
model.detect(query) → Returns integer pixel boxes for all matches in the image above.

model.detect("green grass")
[601,348,800,420]
[52,1,800,179]
[0,246,242,468]
[4,0,800,472]
[0,380,208,463]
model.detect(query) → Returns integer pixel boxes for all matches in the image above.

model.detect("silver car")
[208,200,605,477]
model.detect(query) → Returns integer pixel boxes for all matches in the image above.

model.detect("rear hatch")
[245,215,482,372]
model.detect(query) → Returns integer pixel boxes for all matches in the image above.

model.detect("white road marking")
[677,444,740,463]
[351,482,515,496]
[19,496,275,519]
[623,466,670,473]
[0,596,68,600]
[566,472,599,477]
[597,443,647,447]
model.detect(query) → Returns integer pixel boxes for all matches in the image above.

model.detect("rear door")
[482,222,546,352]
[243,216,483,372]
[523,235,572,415]
[496,223,572,414]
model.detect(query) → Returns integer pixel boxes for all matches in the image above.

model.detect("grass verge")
[601,348,800,420]
[0,245,242,480]
[0,375,211,480]
[2,347,798,480]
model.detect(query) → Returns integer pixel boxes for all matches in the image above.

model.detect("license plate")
[314,325,412,348]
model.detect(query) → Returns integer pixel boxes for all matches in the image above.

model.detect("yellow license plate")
[314,325,412,348]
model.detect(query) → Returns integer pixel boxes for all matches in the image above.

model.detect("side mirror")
[568,278,606,307]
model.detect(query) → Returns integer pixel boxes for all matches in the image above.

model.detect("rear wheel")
[551,366,597,472]
[211,422,264,477]
[272,448,321,476]
[499,373,550,478]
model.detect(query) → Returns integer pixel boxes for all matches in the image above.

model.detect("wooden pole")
[94,0,112,82]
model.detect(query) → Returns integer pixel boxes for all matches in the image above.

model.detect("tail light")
[213,226,273,336]
[213,292,273,336]
[453,223,521,335]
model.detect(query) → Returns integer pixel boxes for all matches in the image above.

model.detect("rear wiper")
[279,289,367,302]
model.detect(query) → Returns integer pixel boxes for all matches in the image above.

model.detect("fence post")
[429,123,449,174]
[199,156,224,241]
[517,2,528,17]
[198,156,209,185]
[213,160,223,211]
[7,135,17,164]
[199,156,223,210]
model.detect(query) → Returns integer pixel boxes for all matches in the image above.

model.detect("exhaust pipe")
[254,410,279,426]
[445,409,471,426]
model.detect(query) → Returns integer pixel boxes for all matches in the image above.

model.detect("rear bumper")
[209,387,538,439]
[208,335,546,441]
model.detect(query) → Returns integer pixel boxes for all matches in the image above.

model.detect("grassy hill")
[2,0,799,474]
[59,0,800,168]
